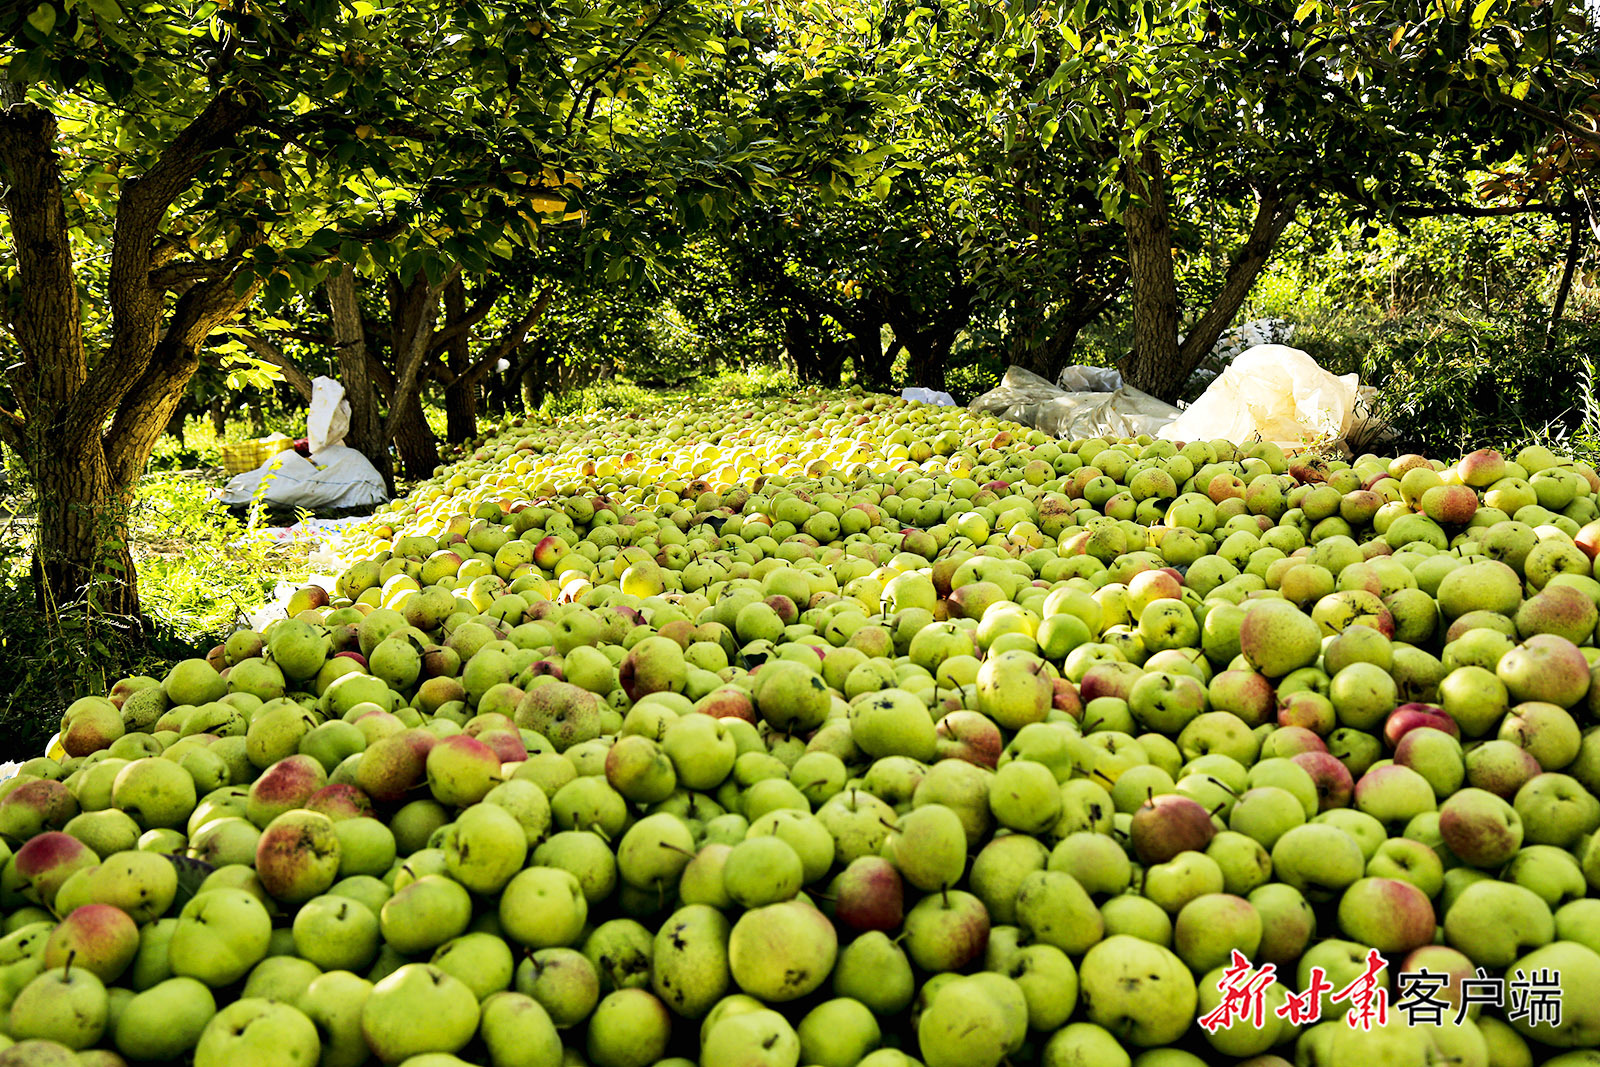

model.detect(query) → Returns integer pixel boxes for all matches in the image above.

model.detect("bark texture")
[0,88,262,619]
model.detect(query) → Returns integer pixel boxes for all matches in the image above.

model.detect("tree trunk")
[32,444,139,620]
[859,339,901,392]
[1120,157,1300,401]
[903,331,951,391]
[442,278,478,444]
[326,268,394,493]
[165,398,190,445]
[1171,190,1301,373]
[1119,148,1186,400]
[444,379,477,445]
[1,85,262,623]
[380,270,451,470]
[391,392,439,480]
[1007,288,1053,378]
[1547,215,1584,356]
[784,310,824,384]
[521,338,557,412]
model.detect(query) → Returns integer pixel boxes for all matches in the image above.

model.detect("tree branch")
[459,285,555,386]
[381,265,460,442]
[427,278,506,357]
[1489,91,1600,150]
[279,329,338,347]
[105,258,268,487]
[81,88,260,434]
[1178,190,1303,368]
[1394,201,1571,219]
[149,257,237,290]
[238,330,315,400]
[567,2,679,136]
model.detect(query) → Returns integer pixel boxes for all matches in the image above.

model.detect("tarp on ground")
[219,444,388,512]
[969,365,1183,440]
[970,348,1388,448]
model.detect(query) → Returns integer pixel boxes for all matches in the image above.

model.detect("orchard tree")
[0,0,543,619]
[1,0,890,621]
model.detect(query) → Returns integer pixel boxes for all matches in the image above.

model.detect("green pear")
[1078,936,1196,1046]
[499,867,587,949]
[442,802,527,895]
[112,976,215,1062]
[582,920,654,993]
[721,836,803,908]
[881,803,966,891]
[728,901,836,1002]
[650,904,731,1019]
[798,997,882,1067]
[832,930,915,1015]
[193,997,321,1067]
[293,893,381,972]
[479,991,562,1067]
[916,975,1012,1067]
[360,963,480,1064]
[513,947,600,1027]
[585,988,672,1067]
[379,874,473,956]
[168,888,272,987]
[9,961,108,1049]
[1005,942,1079,1030]
[430,932,514,1001]
[700,1008,799,1067]
[296,970,372,1067]
[241,955,323,1004]
[1015,870,1103,955]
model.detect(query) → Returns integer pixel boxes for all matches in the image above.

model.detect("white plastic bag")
[1056,365,1123,392]
[1157,345,1363,447]
[307,376,351,455]
[902,387,957,407]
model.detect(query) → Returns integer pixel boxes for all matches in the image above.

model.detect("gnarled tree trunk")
[0,87,262,621]
[391,393,439,480]
[1119,149,1186,399]
[441,276,478,444]
[1120,150,1301,401]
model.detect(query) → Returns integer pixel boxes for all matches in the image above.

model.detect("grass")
[130,471,317,642]
[0,443,318,759]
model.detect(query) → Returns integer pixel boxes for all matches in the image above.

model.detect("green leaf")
[26,3,56,35]
[1292,0,1319,22]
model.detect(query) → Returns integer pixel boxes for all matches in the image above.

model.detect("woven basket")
[221,437,295,476]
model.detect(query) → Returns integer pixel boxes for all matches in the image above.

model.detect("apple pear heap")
[7,391,1600,1067]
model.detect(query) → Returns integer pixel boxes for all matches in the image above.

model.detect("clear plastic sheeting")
[1056,364,1123,392]
[1157,345,1383,449]
[901,387,957,406]
[969,366,1182,440]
